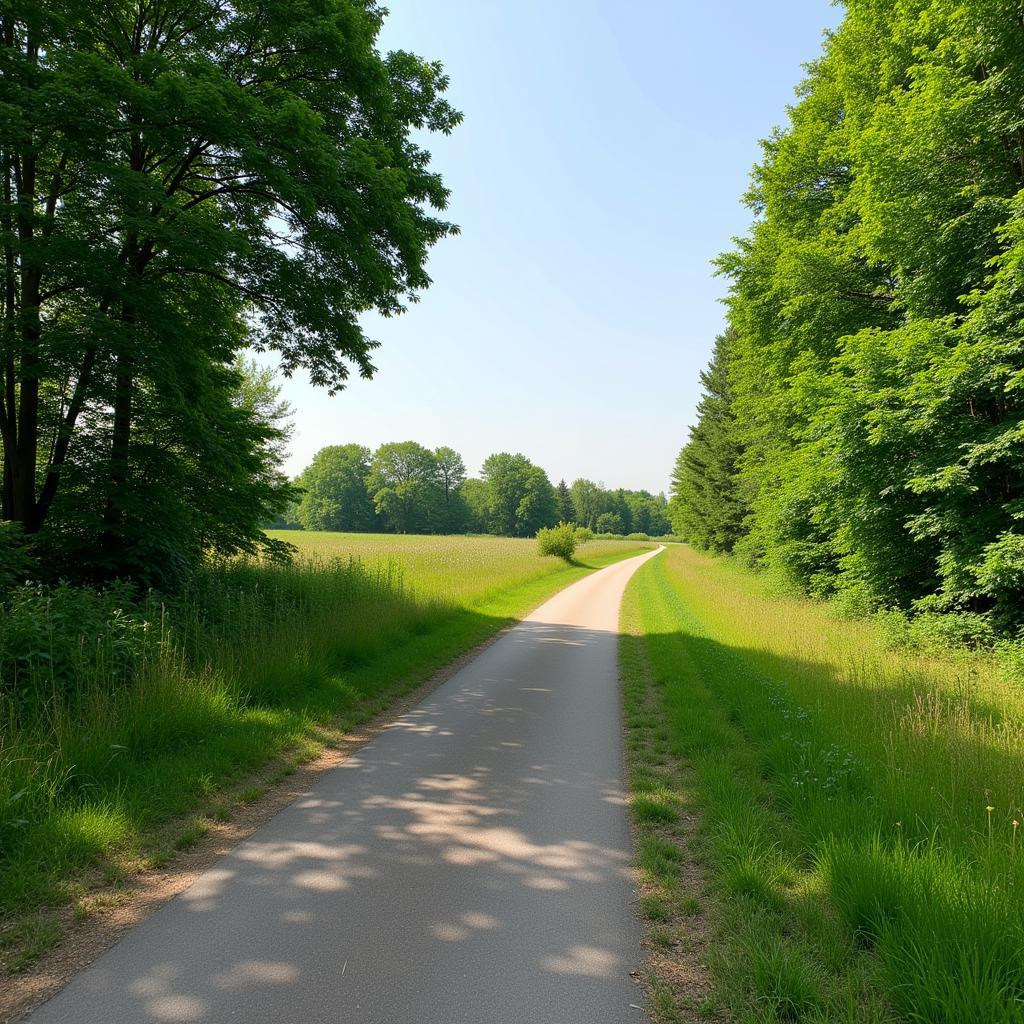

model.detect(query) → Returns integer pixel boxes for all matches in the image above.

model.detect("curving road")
[28,547,662,1024]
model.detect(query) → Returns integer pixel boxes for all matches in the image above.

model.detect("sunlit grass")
[621,545,1024,1023]
[267,530,641,605]
[0,533,648,969]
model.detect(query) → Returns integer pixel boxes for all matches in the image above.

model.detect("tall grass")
[622,546,1024,1023]
[0,535,647,945]
[265,530,640,604]
[0,557,434,914]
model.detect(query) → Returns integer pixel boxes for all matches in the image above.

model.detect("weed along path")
[27,547,664,1024]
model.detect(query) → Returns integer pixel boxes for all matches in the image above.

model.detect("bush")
[574,527,594,544]
[537,522,579,561]
[912,612,995,651]
[996,639,1024,684]
[875,608,995,653]
[0,581,160,715]
[829,582,881,620]
[974,532,1024,629]
[0,522,30,596]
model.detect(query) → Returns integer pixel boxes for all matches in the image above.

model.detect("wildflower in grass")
[986,805,995,844]
[1013,820,1019,851]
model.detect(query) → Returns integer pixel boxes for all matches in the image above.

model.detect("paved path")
[29,548,662,1024]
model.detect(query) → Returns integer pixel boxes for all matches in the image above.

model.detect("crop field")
[0,533,648,975]
[622,545,1024,1024]
[267,530,646,604]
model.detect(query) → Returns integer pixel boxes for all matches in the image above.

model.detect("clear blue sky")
[270,0,842,493]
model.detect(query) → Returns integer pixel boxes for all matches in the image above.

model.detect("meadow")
[622,546,1024,1024]
[266,530,638,604]
[0,533,646,974]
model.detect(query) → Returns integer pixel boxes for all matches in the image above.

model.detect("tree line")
[0,0,458,588]
[670,0,1024,631]
[282,442,672,538]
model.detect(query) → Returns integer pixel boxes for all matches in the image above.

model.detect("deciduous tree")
[686,0,1024,627]
[481,453,557,537]
[0,0,459,582]
[296,445,375,533]
[367,441,443,534]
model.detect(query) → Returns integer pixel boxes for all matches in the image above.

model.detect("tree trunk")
[100,348,134,567]
[11,293,41,531]
[9,143,42,532]
[1,150,16,522]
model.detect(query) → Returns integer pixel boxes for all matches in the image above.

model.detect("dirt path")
[26,548,663,1024]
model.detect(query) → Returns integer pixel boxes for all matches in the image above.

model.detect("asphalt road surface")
[29,547,663,1024]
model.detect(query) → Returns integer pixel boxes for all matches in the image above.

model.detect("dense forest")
[278,441,672,537]
[670,0,1024,636]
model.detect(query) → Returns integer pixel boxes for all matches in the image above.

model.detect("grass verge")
[0,537,647,976]
[621,545,1023,1023]
[621,575,716,1023]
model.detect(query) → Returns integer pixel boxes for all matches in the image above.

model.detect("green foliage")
[0,582,158,715]
[434,446,468,533]
[669,332,745,553]
[457,477,491,533]
[480,453,557,537]
[32,357,299,588]
[291,441,469,535]
[569,478,603,530]
[555,479,575,523]
[622,546,1024,1023]
[678,1,1024,631]
[0,535,647,928]
[875,608,996,654]
[568,478,671,536]
[536,521,579,561]
[974,532,1024,630]
[296,445,376,532]
[595,512,624,535]
[287,442,669,541]
[0,523,31,596]
[367,441,446,534]
[0,0,459,584]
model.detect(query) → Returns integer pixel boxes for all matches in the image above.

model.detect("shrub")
[0,522,30,596]
[876,609,995,653]
[995,639,1024,684]
[911,612,995,651]
[574,527,594,544]
[974,532,1024,630]
[829,581,881,620]
[537,522,578,561]
[0,582,159,715]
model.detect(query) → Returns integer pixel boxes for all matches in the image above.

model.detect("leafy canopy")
[0,0,459,583]
[675,0,1024,629]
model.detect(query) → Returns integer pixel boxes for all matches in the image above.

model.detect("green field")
[267,530,643,604]
[0,533,648,974]
[622,546,1023,1024]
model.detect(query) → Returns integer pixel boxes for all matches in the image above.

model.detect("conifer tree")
[669,332,744,552]
[556,479,575,523]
